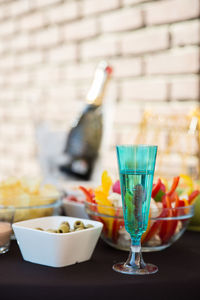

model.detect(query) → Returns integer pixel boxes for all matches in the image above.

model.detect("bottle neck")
[86,63,112,106]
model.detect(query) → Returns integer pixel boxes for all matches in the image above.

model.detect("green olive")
[75,227,83,231]
[74,220,84,230]
[35,220,92,234]
[85,224,94,229]
[47,229,57,233]
[58,224,70,233]
[61,221,70,231]
[35,227,44,231]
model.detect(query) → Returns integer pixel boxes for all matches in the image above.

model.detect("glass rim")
[85,200,194,211]
[116,144,158,149]
[0,192,63,202]
[0,198,62,210]
[85,200,194,220]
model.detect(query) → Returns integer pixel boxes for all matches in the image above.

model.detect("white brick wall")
[81,0,120,16]
[145,47,200,75]
[110,57,142,78]
[10,0,31,17]
[100,8,143,32]
[121,26,169,55]
[10,34,30,52]
[48,44,77,63]
[145,0,200,25]
[46,1,78,24]
[0,20,16,36]
[171,20,200,47]
[33,26,61,48]
[120,78,168,101]
[0,0,199,180]
[20,12,45,31]
[81,36,119,59]
[170,75,200,100]
[64,18,98,41]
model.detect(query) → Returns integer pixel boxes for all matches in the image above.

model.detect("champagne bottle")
[59,61,112,180]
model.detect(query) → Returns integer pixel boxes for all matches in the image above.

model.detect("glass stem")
[125,238,145,269]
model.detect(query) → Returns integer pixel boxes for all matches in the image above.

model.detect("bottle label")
[71,159,89,175]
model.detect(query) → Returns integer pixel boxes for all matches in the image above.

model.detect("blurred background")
[0,0,199,183]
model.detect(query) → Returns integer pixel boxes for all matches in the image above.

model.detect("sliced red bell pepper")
[66,195,78,202]
[164,194,191,242]
[162,195,172,209]
[177,199,185,207]
[167,190,179,204]
[143,208,168,243]
[111,208,124,242]
[79,186,95,203]
[151,178,162,198]
[160,177,179,216]
[160,219,178,244]
[159,209,178,243]
[160,193,181,243]
[188,190,200,204]
[79,186,109,235]
[176,198,190,219]
[159,195,171,241]
[170,197,180,233]
[112,219,124,243]
[174,192,180,208]
[167,176,180,197]
[92,215,108,235]
[111,208,120,242]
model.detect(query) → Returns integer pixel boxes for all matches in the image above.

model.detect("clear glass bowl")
[85,201,194,252]
[0,195,62,223]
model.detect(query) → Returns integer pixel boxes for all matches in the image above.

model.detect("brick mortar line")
[117,97,198,104]
[79,0,121,18]
[0,9,199,37]
[0,62,199,76]
[0,0,120,23]
[118,74,200,81]
[0,0,77,22]
[0,17,199,48]
[77,47,200,63]
[0,72,199,82]
[127,0,158,8]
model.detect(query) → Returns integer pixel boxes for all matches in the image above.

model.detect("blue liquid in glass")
[120,169,154,239]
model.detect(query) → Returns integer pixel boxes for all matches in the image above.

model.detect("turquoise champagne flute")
[113,144,158,275]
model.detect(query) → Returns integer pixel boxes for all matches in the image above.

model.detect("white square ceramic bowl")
[61,181,95,219]
[12,216,103,268]
[62,199,88,219]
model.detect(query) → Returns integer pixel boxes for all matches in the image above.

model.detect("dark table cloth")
[0,231,199,300]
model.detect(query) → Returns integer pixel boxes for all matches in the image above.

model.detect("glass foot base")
[0,245,9,254]
[113,262,158,275]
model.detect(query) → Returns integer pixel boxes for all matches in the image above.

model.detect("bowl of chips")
[0,177,62,223]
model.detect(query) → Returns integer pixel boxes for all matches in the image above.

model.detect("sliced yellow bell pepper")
[101,170,113,195]
[94,170,115,237]
[180,174,194,194]
[94,170,113,207]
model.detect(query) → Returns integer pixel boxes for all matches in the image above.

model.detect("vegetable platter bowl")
[83,171,198,252]
[85,201,194,252]
[13,216,103,267]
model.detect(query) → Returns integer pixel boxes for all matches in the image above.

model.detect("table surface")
[0,231,200,300]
